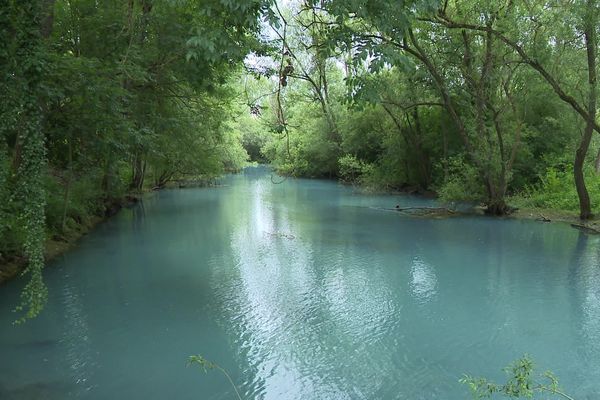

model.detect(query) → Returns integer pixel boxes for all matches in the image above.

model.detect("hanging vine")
[269,0,296,184]
[1,1,50,322]
[13,94,48,323]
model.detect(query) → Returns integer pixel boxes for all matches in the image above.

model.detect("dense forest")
[2,0,600,321]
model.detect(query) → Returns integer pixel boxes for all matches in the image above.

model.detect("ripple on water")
[1,167,600,399]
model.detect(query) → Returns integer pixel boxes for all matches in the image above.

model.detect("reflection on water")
[410,256,437,303]
[1,165,599,399]
[61,281,94,394]
[569,233,600,397]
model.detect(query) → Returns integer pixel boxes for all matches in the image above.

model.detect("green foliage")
[5,0,600,322]
[0,0,50,321]
[228,94,271,163]
[436,156,486,203]
[461,355,576,400]
[1,0,270,319]
[263,105,342,178]
[188,355,243,400]
[249,0,600,218]
[0,144,17,259]
[512,164,600,213]
[338,154,373,184]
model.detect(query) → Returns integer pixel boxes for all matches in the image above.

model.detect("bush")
[436,156,485,203]
[338,154,373,184]
[512,164,600,212]
[44,167,117,235]
[461,355,574,399]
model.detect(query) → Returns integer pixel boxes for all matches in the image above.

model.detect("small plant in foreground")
[460,355,575,399]
[188,355,243,400]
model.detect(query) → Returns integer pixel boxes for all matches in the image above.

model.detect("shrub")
[338,154,372,184]
[436,156,486,203]
[512,164,600,212]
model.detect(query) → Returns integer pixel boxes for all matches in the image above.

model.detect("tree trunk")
[575,0,597,220]
[484,181,510,215]
[61,138,73,232]
[131,155,145,191]
[381,105,417,186]
[485,199,510,216]
[40,0,56,39]
[441,119,448,182]
[101,157,112,195]
[411,107,430,189]
[574,142,592,219]
[11,135,23,173]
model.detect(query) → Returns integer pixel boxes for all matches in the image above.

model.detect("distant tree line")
[241,0,600,218]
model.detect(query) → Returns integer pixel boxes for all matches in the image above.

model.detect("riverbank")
[390,202,600,233]
[0,172,230,285]
[359,182,600,233]
[3,176,598,285]
[0,195,140,285]
[510,207,600,234]
[356,181,600,232]
[289,172,600,233]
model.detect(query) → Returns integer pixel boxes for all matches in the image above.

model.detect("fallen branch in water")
[394,206,457,213]
[570,223,600,234]
[537,214,551,222]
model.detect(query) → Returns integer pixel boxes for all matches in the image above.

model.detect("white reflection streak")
[228,180,317,399]
[410,256,437,303]
[251,181,273,235]
[319,252,397,397]
[581,241,600,349]
[61,281,94,392]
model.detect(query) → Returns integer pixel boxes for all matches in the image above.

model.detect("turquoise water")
[1,165,599,399]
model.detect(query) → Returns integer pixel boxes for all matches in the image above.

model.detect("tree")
[425,0,599,219]
[1,0,56,321]
[0,0,272,319]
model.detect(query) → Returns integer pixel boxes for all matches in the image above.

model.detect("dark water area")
[1,165,599,399]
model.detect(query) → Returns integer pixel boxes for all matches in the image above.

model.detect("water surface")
[1,166,599,399]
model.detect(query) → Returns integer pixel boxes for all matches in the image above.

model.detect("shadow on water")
[0,381,76,400]
[567,231,589,307]
[12,338,60,349]
[567,232,600,399]
[132,197,146,232]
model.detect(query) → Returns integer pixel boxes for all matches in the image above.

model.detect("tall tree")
[425,0,600,219]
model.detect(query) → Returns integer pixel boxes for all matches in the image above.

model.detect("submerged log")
[571,223,600,234]
[394,206,455,212]
[536,214,551,222]
[392,206,459,218]
[177,178,218,188]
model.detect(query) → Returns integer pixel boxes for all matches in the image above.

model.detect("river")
[1,165,599,399]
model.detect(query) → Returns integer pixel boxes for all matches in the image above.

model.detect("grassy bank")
[510,207,600,234]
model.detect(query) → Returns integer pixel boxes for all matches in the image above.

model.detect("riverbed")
[1,166,599,399]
